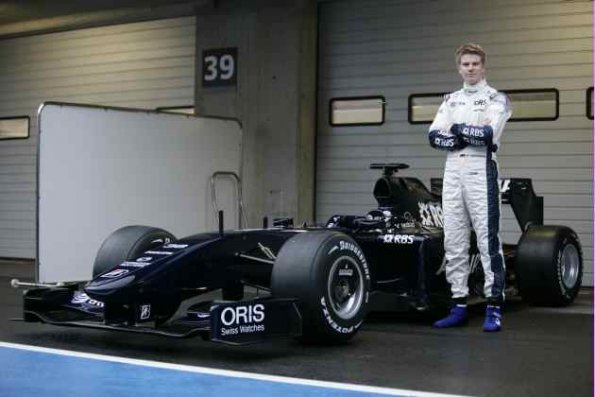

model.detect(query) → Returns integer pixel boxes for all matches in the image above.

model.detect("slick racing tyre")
[516,225,583,306]
[271,231,371,344]
[93,225,175,278]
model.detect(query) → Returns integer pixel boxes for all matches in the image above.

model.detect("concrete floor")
[0,260,593,397]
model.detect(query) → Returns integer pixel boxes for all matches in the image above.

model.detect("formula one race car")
[19,163,583,345]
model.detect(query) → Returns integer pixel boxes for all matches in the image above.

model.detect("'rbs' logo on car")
[382,234,415,244]
[220,304,265,326]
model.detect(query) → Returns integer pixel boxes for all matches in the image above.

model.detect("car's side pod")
[430,178,543,231]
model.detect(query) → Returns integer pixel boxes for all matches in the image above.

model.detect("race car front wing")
[21,287,302,345]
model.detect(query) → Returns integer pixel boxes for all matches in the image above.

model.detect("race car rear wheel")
[516,225,583,306]
[271,231,370,344]
[93,225,176,278]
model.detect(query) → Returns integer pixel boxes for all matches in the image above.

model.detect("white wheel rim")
[561,244,580,289]
[327,256,365,320]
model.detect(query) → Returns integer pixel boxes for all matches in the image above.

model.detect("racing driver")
[428,43,511,332]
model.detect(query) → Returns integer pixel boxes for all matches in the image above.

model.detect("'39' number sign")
[202,48,237,87]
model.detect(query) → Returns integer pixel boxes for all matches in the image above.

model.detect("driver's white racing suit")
[428,79,511,304]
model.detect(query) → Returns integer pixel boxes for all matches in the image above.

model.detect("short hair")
[455,43,486,65]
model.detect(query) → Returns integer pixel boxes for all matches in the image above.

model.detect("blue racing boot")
[483,305,502,332]
[433,305,468,328]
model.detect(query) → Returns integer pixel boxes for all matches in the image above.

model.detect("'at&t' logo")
[418,202,443,227]
[220,304,265,326]
[100,268,129,278]
[499,179,511,194]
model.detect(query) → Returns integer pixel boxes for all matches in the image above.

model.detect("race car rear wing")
[430,178,543,231]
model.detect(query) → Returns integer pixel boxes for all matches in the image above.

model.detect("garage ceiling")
[0,0,212,38]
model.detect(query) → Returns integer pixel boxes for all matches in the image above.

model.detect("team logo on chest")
[473,98,487,112]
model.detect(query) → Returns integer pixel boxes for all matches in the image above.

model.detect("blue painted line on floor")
[0,343,469,397]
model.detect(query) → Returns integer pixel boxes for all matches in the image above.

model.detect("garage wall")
[0,16,196,258]
[195,0,317,228]
[317,0,593,284]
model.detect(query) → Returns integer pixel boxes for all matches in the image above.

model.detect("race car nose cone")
[85,275,136,298]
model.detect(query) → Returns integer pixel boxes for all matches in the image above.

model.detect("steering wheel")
[369,163,409,176]
[353,218,384,229]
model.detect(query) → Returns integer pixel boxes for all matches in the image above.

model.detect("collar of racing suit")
[454,79,498,157]
[463,79,487,94]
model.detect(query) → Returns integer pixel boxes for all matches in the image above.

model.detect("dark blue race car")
[20,163,583,345]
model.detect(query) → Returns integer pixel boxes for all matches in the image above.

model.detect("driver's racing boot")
[432,304,468,328]
[483,305,502,332]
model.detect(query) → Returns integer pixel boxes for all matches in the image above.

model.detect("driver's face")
[458,54,484,85]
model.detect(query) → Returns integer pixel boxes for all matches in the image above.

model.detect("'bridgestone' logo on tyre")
[337,240,370,280]
[321,297,354,334]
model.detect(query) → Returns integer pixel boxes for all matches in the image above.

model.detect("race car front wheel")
[93,225,176,278]
[271,231,370,344]
[516,225,583,306]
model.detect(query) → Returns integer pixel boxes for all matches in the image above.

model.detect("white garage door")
[317,0,593,285]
